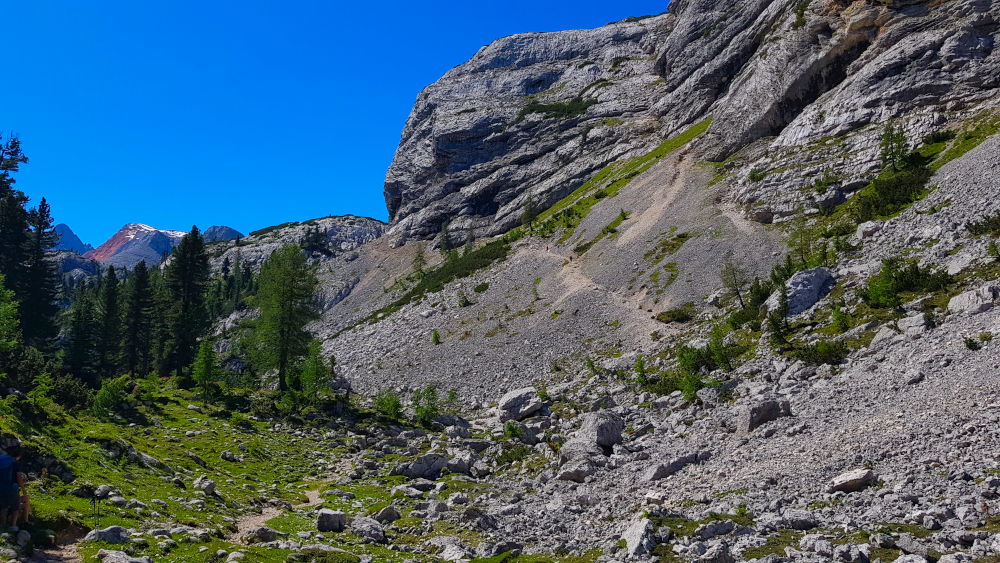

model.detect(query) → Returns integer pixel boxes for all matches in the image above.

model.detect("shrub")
[655,302,696,324]
[851,166,932,221]
[49,373,93,411]
[457,291,472,307]
[831,305,852,333]
[517,97,596,121]
[791,339,848,365]
[431,329,441,345]
[504,421,524,439]
[473,282,490,293]
[922,129,956,145]
[374,389,403,421]
[496,444,533,465]
[412,385,440,428]
[91,375,130,419]
[965,337,982,351]
[966,211,1000,237]
[229,411,254,430]
[727,306,760,330]
[748,168,767,182]
[860,258,951,308]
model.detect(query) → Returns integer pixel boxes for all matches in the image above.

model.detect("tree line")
[0,135,335,416]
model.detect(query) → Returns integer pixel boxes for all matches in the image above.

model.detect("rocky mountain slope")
[12,1,1000,562]
[53,224,93,254]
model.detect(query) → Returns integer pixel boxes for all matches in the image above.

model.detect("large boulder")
[496,387,544,421]
[730,397,792,433]
[948,284,998,315]
[350,516,386,543]
[84,526,131,544]
[827,469,877,493]
[96,551,153,563]
[621,518,656,557]
[575,411,625,450]
[642,451,711,481]
[391,453,448,479]
[317,509,347,532]
[765,267,835,316]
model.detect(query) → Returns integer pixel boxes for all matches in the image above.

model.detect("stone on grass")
[391,453,448,479]
[85,526,131,544]
[96,550,152,563]
[350,516,386,543]
[317,508,347,532]
[621,518,656,557]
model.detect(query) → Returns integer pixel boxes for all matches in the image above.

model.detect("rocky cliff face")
[384,0,1000,243]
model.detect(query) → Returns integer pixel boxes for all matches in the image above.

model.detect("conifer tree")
[66,294,100,386]
[21,197,60,347]
[191,340,218,402]
[0,274,20,353]
[243,245,318,391]
[123,261,154,375]
[0,136,30,302]
[97,266,122,378]
[165,226,210,384]
[298,340,328,402]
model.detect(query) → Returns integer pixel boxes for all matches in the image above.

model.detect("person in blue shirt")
[0,445,25,528]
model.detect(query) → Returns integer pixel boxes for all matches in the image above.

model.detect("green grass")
[933,111,1000,169]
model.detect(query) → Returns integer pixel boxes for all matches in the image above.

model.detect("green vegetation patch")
[531,118,712,243]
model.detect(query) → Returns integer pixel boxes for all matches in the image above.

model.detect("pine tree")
[122,261,154,375]
[165,226,210,384]
[298,340,328,403]
[191,340,218,402]
[0,136,30,303]
[21,197,60,347]
[880,122,909,171]
[520,194,539,233]
[439,220,452,255]
[66,294,100,386]
[243,245,319,391]
[720,256,750,309]
[97,266,122,378]
[411,243,427,276]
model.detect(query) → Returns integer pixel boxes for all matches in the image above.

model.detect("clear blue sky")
[6,1,667,245]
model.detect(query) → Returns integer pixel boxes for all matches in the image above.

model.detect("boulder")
[96,550,153,563]
[391,453,448,479]
[193,475,217,495]
[732,397,792,433]
[84,526,131,544]
[373,504,401,524]
[827,469,877,493]
[317,509,347,532]
[948,284,998,315]
[621,518,656,557]
[496,387,544,421]
[575,411,624,450]
[350,516,386,543]
[765,267,835,316]
[642,451,710,481]
[245,527,279,543]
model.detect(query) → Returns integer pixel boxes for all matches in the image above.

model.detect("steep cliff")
[384,0,1000,243]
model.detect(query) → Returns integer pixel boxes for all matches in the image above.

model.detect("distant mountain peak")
[52,223,93,254]
[85,223,188,268]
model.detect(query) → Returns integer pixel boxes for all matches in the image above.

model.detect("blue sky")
[6,1,667,245]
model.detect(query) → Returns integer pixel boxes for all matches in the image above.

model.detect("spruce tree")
[191,340,218,402]
[123,261,154,375]
[66,294,100,386]
[243,245,318,391]
[97,266,122,378]
[21,197,60,347]
[298,340,328,403]
[165,226,210,384]
[0,274,20,353]
[0,136,30,301]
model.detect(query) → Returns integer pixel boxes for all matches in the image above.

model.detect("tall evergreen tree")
[0,274,20,353]
[0,136,30,301]
[123,261,154,375]
[165,227,210,384]
[21,197,60,347]
[66,294,100,386]
[97,266,122,378]
[243,245,318,391]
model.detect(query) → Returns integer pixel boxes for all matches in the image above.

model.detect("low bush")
[656,302,696,324]
[91,375,130,419]
[967,211,1000,237]
[791,339,848,365]
[412,385,440,427]
[374,389,403,421]
[860,258,951,308]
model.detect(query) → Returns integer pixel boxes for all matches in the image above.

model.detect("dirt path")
[227,478,327,545]
[27,543,81,563]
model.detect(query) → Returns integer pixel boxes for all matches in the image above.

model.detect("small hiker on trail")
[0,444,26,528]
